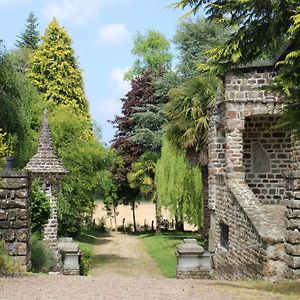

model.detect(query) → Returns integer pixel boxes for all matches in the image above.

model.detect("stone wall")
[0,171,31,271]
[244,115,291,204]
[284,170,300,278]
[212,182,286,279]
[213,184,267,279]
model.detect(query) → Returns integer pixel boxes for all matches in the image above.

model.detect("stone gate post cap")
[183,238,197,243]
[59,237,73,243]
[176,238,204,254]
[58,238,79,253]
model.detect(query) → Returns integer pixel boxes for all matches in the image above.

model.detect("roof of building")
[25,110,68,175]
[234,41,294,71]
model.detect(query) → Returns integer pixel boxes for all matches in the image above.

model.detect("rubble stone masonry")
[244,115,291,204]
[208,64,298,279]
[0,171,31,271]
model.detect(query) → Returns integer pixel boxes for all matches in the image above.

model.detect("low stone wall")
[0,171,31,271]
[213,184,266,279]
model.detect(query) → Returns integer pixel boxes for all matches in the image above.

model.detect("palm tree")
[127,151,161,233]
[163,74,220,238]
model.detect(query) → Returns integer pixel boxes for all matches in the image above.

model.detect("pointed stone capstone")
[25,110,67,175]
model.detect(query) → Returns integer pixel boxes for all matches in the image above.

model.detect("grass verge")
[75,228,100,275]
[213,280,300,300]
[139,231,202,278]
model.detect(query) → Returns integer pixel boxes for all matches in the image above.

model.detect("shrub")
[0,240,22,275]
[31,234,56,273]
[0,130,7,169]
[94,217,107,232]
[79,245,92,276]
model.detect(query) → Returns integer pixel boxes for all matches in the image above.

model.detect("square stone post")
[25,110,67,250]
[284,141,300,278]
[284,171,300,278]
[224,102,245,184]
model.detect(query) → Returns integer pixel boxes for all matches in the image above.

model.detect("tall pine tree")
[15,12,40,50]
[28,18,89,115]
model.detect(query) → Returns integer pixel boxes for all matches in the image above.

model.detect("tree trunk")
[174,212,184,231]
[131,200,137,233]
[175,220,184,231]
[201,164,210,247]
[113,204,118,231]
[154,198,161,234]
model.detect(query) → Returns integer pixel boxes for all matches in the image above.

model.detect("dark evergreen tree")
[111,71,156,201]
[15,12,40,50]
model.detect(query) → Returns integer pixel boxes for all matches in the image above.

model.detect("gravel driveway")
[0,232,282,300]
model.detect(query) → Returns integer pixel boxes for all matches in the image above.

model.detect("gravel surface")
[0,274,281,300]
[0,232,280,300]
[90,231,162,277]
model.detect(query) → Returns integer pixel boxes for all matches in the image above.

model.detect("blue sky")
[0,0,189,144]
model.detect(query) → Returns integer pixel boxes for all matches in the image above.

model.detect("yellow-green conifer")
[28,18,88,115]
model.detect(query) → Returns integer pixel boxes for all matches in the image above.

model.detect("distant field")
[93,202,170,230]
[93,202,195,231]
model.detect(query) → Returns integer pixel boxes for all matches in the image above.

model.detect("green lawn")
[74,228,103,275]
[139,231,202,278]
[75,228,99,250]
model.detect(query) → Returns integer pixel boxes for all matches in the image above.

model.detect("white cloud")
[95,98,122,116]
[94,67,130,118]
[110,67,131,94]
[42,0,137,25]
[41,0,109,25]
[97,23,130,45]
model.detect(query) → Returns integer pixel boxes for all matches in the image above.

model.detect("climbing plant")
[30,180,51,237]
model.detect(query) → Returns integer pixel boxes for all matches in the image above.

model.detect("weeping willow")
[155,138,203,228]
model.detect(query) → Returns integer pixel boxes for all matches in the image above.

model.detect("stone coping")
[1,171,28,178]
[229,183,285,244]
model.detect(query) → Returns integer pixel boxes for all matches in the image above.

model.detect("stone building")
[25,110,67,248]
[208,46,300,279]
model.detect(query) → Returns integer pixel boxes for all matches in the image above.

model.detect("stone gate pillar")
[224,102,245,184]
[25,110,67,248]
